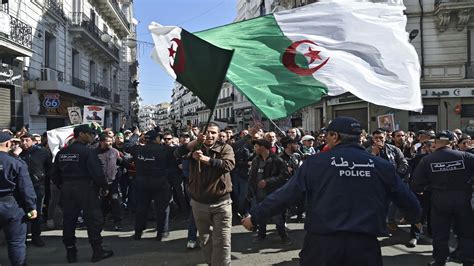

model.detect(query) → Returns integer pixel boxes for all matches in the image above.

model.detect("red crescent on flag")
[282,40,330,76]
[170,38,185,74]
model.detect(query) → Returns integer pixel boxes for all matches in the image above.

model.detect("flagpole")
[196,105,216,173]
[269,119,287,137]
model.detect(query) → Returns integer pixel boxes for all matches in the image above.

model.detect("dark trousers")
[431,191,474,263]
[299,232,382,266]
[169,175,186,211]
[258,212,287,238]
[61,181,104,248]
[134,182,171,234]
[31,185,45,237]
[0,196,27,266]
[101,180,122,223]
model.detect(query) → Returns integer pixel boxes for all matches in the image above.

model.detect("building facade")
[0,0,140,133]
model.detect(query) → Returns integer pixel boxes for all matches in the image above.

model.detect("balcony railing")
[91,83,111,100]
[2,15,33,49]
[45,0,65,19]
[41,67,64,82]
[110,0,130,29]
[70,12,120,58]
[114,93,120,103]
[218,95,233,104]
[72,77,87,90]
[0,2,8,13]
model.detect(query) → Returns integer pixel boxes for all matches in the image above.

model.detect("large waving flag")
[149,24,233,112]
[150,0,422,120]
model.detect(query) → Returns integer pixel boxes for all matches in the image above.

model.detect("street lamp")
[409,29,419,43]
[101,33,112,43]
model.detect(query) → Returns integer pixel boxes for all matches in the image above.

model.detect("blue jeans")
[0,196,27,266]
[183,178,197,241]
[231,169,249,212]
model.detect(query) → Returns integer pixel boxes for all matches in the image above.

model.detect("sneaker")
[31,236,45,247]
[162,231,170,238]
[46,219,55,230]
[156,233,162,242]
[405,238,417,248]
[91,248,113,263]
[187,240,198,249]
[113,223,121,231]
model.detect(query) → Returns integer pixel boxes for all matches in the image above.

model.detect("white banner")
[83,105,105,126]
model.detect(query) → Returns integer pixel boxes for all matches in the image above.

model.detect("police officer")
[125,129,175,241]
[50,125,113,263]
[412,130,474,266]
[0,132,37,265]
[241,117,421,266]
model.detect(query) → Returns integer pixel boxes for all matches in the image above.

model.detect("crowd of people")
[0,119,473,265]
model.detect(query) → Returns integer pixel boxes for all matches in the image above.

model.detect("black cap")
[20,133,34,139]
[73,124,95,136]
[145,130,162,141]
[326,116,362,136]
[435,130,454,141]
[280,136,298,148]
[252,139,272,150]
[0,132,11,143]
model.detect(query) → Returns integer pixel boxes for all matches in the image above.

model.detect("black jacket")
[20,145,52,187]
[248,153,290,201]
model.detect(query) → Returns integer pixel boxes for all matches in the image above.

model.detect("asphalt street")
[0,213,465,266]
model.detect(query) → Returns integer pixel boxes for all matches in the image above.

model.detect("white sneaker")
[187,240,198,249]
[46,219,55,229]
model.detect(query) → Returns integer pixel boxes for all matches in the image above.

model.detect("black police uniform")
[248,117,421,266]
[50,125,112,262]
[412,131,474,265]
[0,136,36,265]
[125,131,175,240]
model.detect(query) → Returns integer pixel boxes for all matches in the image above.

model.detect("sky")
[134,0,237,105]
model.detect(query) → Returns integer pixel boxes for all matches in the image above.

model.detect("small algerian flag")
[149,23,233,111]
[193,0,422,120]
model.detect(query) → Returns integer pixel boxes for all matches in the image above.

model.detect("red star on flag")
[304,47,322,64]
[168,44,176,58]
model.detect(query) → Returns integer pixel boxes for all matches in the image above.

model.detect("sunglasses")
[164,138,172,140]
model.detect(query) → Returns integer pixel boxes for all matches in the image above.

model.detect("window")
[44,32,56,68]
[72,49,80,79]
[259,0,266,16]
[467,30,474,78]
[89,61,96,84]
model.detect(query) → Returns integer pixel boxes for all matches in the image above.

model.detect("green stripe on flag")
[196,15,328,120]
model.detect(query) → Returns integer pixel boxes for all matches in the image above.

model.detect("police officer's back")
[241,117,421,266]
[0,132,37,265]
[50,125,113,263]
[125,130,175,240]
[412,131,474,266]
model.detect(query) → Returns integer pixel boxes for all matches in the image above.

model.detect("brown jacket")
[177,141,235,204]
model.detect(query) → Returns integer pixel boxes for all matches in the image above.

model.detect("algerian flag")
[193,0,422,120]
[149,23,234,111]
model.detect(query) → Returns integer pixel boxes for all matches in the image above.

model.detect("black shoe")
[91,247,114,263]
[156,233,162,242]
[133,231,142,240]
[66,247,78,263]
[31,236,45,247]
[113,223,121,231]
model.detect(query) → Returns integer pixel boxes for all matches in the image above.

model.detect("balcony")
[72,77,87,90]
[91,83,111,100]
[196,106,210,112]
[0,12,33,57]
[41,67,64,82]
[69,12,120,62]
[91,0,131,38]
[218,95,234,104]
[44,0,65,20]
[434,0,473,32]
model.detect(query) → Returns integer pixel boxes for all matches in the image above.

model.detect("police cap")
[326,116,362,136]
[0,132,12,143]
[435,130,454,141]
[73,124,95,136]
[144,130,162,141]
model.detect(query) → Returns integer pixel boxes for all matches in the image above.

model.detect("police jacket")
[20,145,52,187]
[125,141,175,187]
[50,141,107,190]
[411,146,474,192]
[367,143,409,177]
[0,151,36,211]
[248,153,290,201]
[250,142,421,237]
